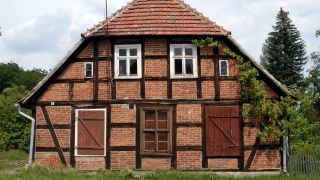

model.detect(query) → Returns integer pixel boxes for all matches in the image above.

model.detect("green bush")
[0,86,31,151]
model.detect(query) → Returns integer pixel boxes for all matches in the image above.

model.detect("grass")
[0,150,316,180]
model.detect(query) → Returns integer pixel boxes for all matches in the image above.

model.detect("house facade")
[19,0,291,171]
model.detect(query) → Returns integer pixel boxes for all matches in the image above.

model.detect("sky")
[0,0,319,72]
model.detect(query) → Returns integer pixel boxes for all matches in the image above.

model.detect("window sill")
[170,75,198,79]
[114,76,142,80]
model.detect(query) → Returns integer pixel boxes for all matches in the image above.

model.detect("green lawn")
[0,150,315,180]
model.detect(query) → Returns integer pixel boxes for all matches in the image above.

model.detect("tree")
[261,8,307,87]
[0,86,30,151]
[0,62,47,92]
[0,62,23,92]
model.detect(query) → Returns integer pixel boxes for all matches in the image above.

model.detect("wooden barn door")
[205,106,241,157]
[76,109,106,156]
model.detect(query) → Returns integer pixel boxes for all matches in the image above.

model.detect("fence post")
[283,127,289,174]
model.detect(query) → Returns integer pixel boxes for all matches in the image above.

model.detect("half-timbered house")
[18,0,292,171]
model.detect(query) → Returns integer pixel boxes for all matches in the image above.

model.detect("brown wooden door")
[205,106,241,157]
[77,110,105,155]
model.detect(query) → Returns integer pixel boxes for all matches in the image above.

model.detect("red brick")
[202,81,215,99]
[111,104,136,123]
[177,104,201,123]
[141,158,171,170]
[220,81,241,99]
[111,128,135,146]
[172,81,197,99]
[208,158,238,170]
[177,151,202,170]
[111,151,136,169]
[145,81,167,99]
[75,157,105,170]
[39,83,69,102]
[73,83,93,101]
[177,127,202,146]
[116,81,141,99]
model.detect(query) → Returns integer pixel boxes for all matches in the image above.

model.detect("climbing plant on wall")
[192,37,304,142]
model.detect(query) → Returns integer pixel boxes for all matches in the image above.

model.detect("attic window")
[84,62,93,78]
[170,44,198,78]
[114,44,142,79]
[219,60,229,76]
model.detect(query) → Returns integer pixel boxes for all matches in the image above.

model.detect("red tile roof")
[82,0,230,37]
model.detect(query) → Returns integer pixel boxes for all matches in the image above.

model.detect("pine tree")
[261,8,307,87]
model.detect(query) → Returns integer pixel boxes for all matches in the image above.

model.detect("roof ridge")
[175,0,230,35]
[82,0,138,37]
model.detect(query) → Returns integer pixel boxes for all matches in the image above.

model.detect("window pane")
[185,48,193,56]
[119,59,127,76]
[186,59,193,74]
[145,141,156,151]
[119,49,126,56]
[174,59,182,75]
[145,132,155,141]
[220,61,228,76]
[130,49,137,56]
[158,133,168,141]
[85,70,92,78]
[145,111,156,129]
[158,111,168,129]
[145,132,155,151]
[158,142,168,151]
[130,59,137,75]
[174,48,182,56]
[85,63,92,71]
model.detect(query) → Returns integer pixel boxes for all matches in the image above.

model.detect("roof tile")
[82,0,230,37]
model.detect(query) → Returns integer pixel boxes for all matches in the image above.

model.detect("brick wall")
[36,129,70,148]
[99,61,112,79]
[177,151,202,170]
[172,81,197,99]
[78,42,93,58]
[111,151,135,169]
[201,59,214,77]
[75,157,105,170]
[98,39,111,57]
[145,59,167,77]
[177,127,202,146]
[177,104,201,123]
[116,81,140,99]
[38,83,69,102]
[202,81,215,99]
[59,62,84,80]
[244,150,281,170]
[263,82,280,99]
[220,81,241,99]
[228,59,238,76]
[98,82,112,100]
[200,46,213,56]
[111,104,136,123]
[73,82,93,101]
[208,158,238,170]
[141,158,171,170]
[145,81,167,99]
[244,127,259,146]
[36,106,71,125]
[111,128,135,146]
[144,38,167,56]
[34,152,70,168]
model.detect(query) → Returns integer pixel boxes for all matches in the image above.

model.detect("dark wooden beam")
[141,38,146,99]
[167,38,172,99]
[37,124,71,129]
[106,104,111,169]
[93,38,99,102]
[41,107,67,166]
[111,146,136,151]
[176,122,202,127]
[202,105,208,168]
[176,146,202,151]
[214,47,220,100]
[70,107,76,167]
[136,105,141,169]
[171,105,177,168]
[197,46,202,99]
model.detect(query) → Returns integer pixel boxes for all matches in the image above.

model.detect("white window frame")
[75,109,107,157]
[84,62,93,78]
[219,60,229,76]
[114,44,142,79]
[170,44,198,79]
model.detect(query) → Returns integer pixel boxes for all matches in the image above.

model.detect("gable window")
[170,44,198,78]
[75,109,107,156]
[219,60,229,76]
[84,62,93,78]
[115,45,142,79]
[140,107,172,155]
